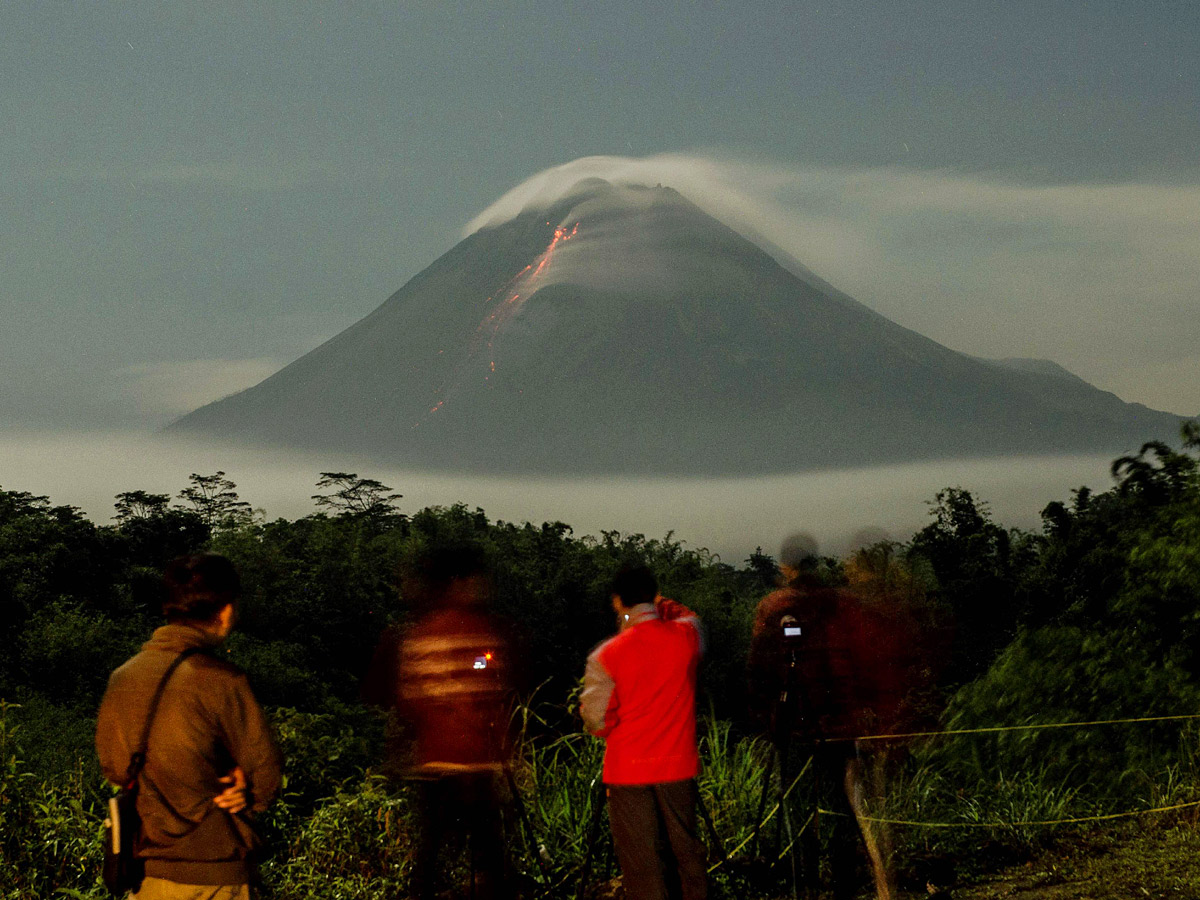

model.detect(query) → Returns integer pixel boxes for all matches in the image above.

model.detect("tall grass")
[511,729,609,891]
[7,695,1200,898]
[0,701,107,899]
[698,716,774,854]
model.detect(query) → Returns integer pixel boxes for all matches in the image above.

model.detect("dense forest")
[2,424,1199,898]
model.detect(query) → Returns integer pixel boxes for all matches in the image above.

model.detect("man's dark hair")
[162,553,241,622]
[421,543,489,586]
[610,565,657,608]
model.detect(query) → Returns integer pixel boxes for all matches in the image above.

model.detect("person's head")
[778,532,819,585]
[162,553,241,640]
[609,564,658,618]
[417,543,491,608]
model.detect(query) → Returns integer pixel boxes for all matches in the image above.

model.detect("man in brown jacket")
[96,553,282,900]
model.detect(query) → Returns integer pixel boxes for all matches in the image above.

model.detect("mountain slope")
[171,179,1183,474]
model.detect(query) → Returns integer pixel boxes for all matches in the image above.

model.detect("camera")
[781,615,802,640]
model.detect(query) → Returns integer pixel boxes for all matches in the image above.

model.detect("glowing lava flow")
[478,221,579,372]
[419,222,579,422]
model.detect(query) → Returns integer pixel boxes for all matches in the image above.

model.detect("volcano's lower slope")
[171,180,1183,475]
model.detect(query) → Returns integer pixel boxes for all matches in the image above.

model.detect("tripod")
[748,636,820,900]
[504,765,555,895]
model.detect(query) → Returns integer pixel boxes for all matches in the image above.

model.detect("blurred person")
[748,533,915,900]
[580,565,707,900]
[363,544,517,900]
[96,553,282,900]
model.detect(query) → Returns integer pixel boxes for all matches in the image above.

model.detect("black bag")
[102,649,198,897]
[103,785,142,894]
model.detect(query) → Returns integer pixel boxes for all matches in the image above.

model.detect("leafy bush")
[264,776,415,900]
[18,601,142,707]
[0,702,106,899]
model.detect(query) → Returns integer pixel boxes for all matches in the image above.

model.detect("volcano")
[171,179,1183,474]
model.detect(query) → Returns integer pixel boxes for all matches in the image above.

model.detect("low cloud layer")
[0,429,1122,563]
[468,155,1200,416]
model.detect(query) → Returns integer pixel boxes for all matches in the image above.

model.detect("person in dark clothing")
[96,553,282,900]
[749,534,908,900]
[363,545,518,900]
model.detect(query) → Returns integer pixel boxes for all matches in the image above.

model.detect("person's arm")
[580,647,618,737]
[219,671,283,815]
[95,677,133,787]
[656,597,706,656]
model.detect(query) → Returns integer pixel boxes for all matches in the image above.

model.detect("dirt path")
[934,824,1200,900]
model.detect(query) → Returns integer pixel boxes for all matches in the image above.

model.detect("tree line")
[1,423,1198,896]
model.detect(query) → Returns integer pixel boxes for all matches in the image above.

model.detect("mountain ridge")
[171,178,1184,474]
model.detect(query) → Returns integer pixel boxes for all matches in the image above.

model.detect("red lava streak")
[493,224,576,317]
[421,222,580,421]
[473,222,580,367]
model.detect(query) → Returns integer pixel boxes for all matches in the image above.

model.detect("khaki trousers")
[132,877,250,900]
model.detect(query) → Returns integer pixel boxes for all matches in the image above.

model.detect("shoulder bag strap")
[122,647,201,788]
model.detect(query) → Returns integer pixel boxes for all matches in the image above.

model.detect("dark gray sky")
[4,1,1198,429]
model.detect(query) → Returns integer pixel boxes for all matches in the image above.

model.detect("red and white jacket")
[580,599,704,785]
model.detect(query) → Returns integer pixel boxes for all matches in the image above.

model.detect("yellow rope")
[707,810,815,873]
[705,758,812,873]
[699,714,1200,854]
[837,712,1200,744]
[775,811,814,862]
[819,799,1200,828]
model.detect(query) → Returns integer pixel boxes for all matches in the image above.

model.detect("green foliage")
[312,472,404,524]
[113,490,171,522]
[936,424,1200,795]
[939,626,1200,791]
[115,505,209,569]
[909,487,1027,685]
[1,426,1199,896]
[697,717,773,859]
[0,487,130,694]
[955,768,1080,853]
[513,727,609,881]
[8,695,103,781]
[268,704,384,813]
[0,702,106,899]
[177,471,253,529]
[213,513,407,701]
[18,601,141,707]
[264,776,415,899]
[875,761,1082,858]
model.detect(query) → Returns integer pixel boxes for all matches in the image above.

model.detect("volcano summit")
[172,178,1182,474]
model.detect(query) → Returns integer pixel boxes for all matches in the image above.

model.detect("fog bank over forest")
[0,430,1122,560]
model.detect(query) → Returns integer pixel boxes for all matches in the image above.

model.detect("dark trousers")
[798,745,860,900]
[607,779,707,900]
[412,774,509,900]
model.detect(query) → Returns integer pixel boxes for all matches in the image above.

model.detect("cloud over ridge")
[466,154,1200,416]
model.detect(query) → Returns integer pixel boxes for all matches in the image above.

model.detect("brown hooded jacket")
[96,624,282,886]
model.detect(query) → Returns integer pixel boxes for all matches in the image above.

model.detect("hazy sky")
[4,2,1198,432]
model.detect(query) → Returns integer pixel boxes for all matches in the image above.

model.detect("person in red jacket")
[580,565,707,900]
